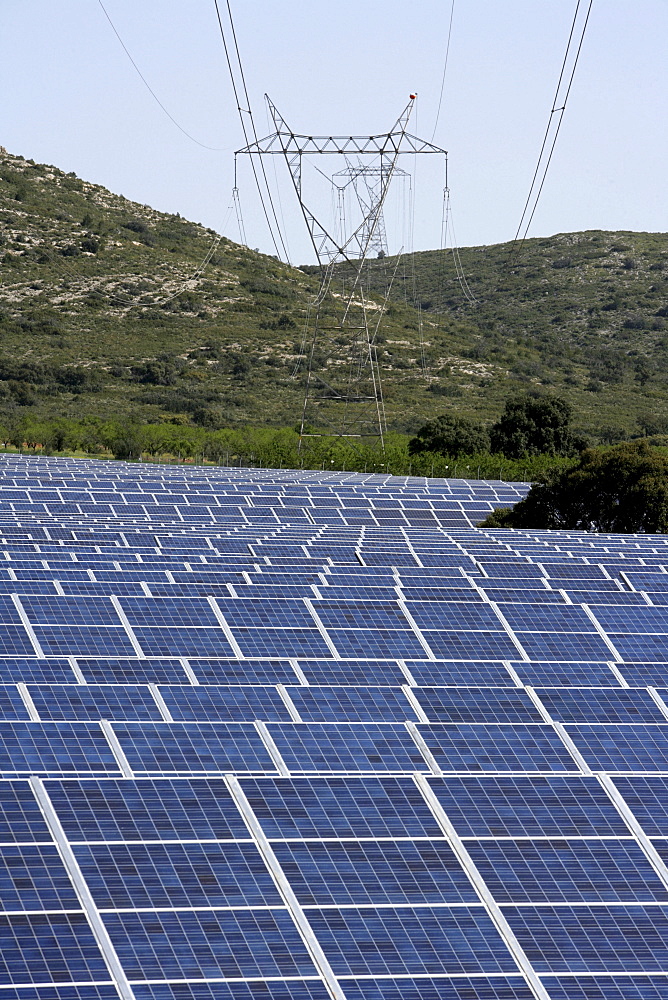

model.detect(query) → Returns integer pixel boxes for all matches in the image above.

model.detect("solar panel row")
[0,456,663,1000]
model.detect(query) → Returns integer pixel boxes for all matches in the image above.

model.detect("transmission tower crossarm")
[236,96,447,157]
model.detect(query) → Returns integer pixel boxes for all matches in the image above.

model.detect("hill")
[345,230,668,439]
[1,145,668,440]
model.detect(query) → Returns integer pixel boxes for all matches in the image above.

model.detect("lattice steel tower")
[236,96,446,450]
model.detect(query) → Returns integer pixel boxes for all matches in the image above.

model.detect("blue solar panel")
[29,684,163,722]
[536,687,667,723]
[541,978,668,1000]
[20,597,122,625]
[0,913,109,984]
[286,686,417,722]
[405,602,505,630]
[313,602,409,629]
[341,979,536,1000]
[76,658,190,684]
[103,909,318,979]
[0,844,81,909]
[609,635,668,661]
[505,905,668,973]
[0,456,665,991]
[305,907,518,976]
[510,661,622,687]
[611,776,668,835]
[188,659,299,685]
[112,721,278,774]
[119,597,221,627]
[413,688,543,724]
[421,632,521,660]
[428,773,628,836]
[0,722,120,775]
[0,987,121,1000]
[617,664,668,686]
[567,724,668,771]
[133,983,333,1000]
[467,839,668,902]
[242,776,442,838]
[0,627,39,656]
[33,626,136,657]
[231,627,334,658]
[47,777,249,841]
[216,599,316,628]
[271,839,477,905]
[326,628,428,659]
[406,661,515,686]
[160,684,292,722]
[132,626,235,658]
[72,840,283,907]
[297,660,406,685]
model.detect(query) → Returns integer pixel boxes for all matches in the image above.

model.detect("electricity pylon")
[332,159,411,258]
[236,96,446,450]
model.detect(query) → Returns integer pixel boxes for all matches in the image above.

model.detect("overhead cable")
[511,0,594,252]
[96,0,227,151]
[431,0,456,142]
[213,0,290,262]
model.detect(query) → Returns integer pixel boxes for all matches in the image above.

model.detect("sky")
[2,1,667,264]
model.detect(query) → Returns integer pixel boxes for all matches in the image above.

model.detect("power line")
[212,0,290,263]
[431,0,456,142]
[510,0,594,253]
[96,0,227,152]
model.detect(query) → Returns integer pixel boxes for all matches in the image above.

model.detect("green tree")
[408,414,490,458]
[479,441,668,532]
[490,392,585,459]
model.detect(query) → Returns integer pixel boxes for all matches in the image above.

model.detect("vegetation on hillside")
[409,392,586,460]
[2,145,668,442]
[350,230,668,438]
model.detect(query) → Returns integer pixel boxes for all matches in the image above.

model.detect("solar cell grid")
[268,722,429,773]
[47,777,249,841]
[338,978,536,1000]
[535,687,667,723]
[160,684,293,722]
[0,458,665,996]
[29,684,164,722]
[541,978,668,1000]
[567,723,668,771]
[76,658,190,685]
[509,661,622,687]
[504,905,668,973]
[272,839,477,906]
[466,839,668,903]
[286,685,417,723]
[103,908,317,980]
[305,906,518,977]
[0,912,109,984]
[412,687,543,724]
[72,840,283,908]
[112,720,278,774]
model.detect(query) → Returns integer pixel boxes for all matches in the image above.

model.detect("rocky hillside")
[1,145,668,439]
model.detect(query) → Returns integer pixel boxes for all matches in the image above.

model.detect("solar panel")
[0,455,665,996]
[304,907,518,976]
[72,840,284,907]
[505,905,668,973]
[241,776,442,838]
[47,777,249,841]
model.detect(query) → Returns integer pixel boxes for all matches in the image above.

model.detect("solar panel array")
[0,455,666,1000]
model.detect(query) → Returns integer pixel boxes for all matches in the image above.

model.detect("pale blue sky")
[2,1,666,262]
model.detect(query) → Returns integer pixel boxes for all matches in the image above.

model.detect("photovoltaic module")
[0,456,664,1000]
